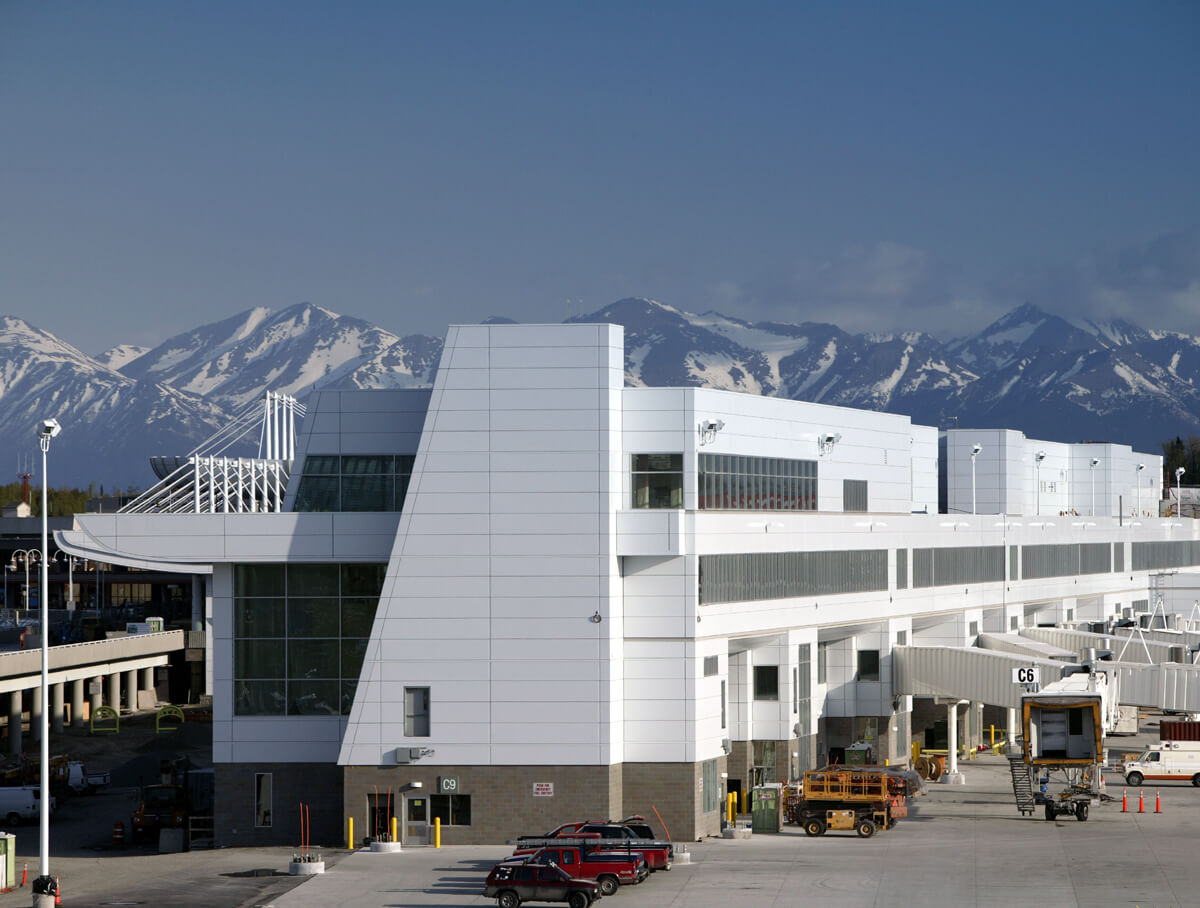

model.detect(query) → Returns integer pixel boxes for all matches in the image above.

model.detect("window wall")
[294,455,416,512]
[233,562,386,716]
[698,454,817,510]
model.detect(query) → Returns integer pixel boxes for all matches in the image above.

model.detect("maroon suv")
[483,861,601,908]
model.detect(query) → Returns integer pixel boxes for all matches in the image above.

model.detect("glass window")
[341,598,379,637]
[235,680,286,716]
[235,599,285,638]
[235,640,285,679]
[703,655,718,677]
[287,564,340,597]
[294,454,414,512]
[255,773,272,827]
[720,680,726,729]
[294,476,339,512]
[288,638,340,679]
[754,665,779,701]
[405,686,430,737]
[631,453,684,509]
[857,650,880,682]
[341,638,368,680]
[288,598,340,638]
[235,564,285,597]
[288,679,340,715]
[342,455,393,475]
[342,564,386,597]
[817,642,828,684]
[342,475,394,512]
[430,794,471,826]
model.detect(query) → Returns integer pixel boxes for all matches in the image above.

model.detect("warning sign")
[532,782,554,797]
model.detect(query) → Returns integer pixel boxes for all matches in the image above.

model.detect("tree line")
[1161,436,1200,485]
[0,481,140,518]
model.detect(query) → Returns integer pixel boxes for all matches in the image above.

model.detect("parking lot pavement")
[270,753,1200,908]
[7,716,1198,907]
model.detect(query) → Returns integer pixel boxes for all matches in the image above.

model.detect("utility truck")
[1123,740,1200,786]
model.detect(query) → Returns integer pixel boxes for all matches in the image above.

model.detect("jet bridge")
[1019,627,1184,665]
[978,633,1078,662]
[892,646,1080,709]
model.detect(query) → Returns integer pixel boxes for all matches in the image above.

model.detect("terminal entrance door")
[405,795,429,845]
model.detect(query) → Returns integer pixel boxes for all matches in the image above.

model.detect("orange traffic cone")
[1138,791,1145,813]
[1155,790,1161,814]
[55,877,61,906]
[1121,788,1127,812]
[20,863,26,887]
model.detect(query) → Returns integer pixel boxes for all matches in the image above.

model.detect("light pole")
[11,548,40,613]
[4,563,12,610]
[1176,466,1186,516]
[1090,458,1101,517]
[1035,451,1047,515]
[970,443,982,515]
[34,416,61,907]
[1137,463,1146,517]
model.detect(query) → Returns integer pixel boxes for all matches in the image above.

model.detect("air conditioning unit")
[395,747,422,764]
[721,738,731,754]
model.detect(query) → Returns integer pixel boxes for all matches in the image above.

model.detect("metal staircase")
[1007,737,1036,815]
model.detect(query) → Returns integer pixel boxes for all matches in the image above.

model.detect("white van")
[0,786,55,826]
[1124,741,1200,786]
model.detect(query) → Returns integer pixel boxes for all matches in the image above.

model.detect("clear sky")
[2,1,1198,354]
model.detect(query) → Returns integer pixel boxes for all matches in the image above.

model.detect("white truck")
[0,786,56,826]
[1123,740,1200,787]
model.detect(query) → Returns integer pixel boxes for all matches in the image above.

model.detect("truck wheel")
[804,819,825,837]
[1075,802,1089,822]
[497,891,520,908]
[597,875,619,897]
[1127,772,1143,787]
[1044,801,1056,821]
[856,819,876,838]
[567,892,589,908]
[5,812,19,827]
[1192,774,1200,788]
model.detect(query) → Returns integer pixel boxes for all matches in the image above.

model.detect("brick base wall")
[214,762,343,847]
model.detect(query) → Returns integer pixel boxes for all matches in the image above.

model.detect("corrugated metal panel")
[978,633,1077,661]
[892,646,1075,708]
[1103,662,1200,711]
[1017,627,1182,665]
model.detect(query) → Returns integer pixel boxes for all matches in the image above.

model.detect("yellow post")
[990,724,995,747]
[912,740,921,762]
[726,792,734,825]
[391,816,398,843]
[347,816,354,850]
[434,816,441,848]
[740,790,746,814]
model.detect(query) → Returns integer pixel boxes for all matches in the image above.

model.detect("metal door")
[405,795,429,845]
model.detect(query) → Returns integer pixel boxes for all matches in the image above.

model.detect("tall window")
[233,562,386,716]
[631,454,683,509]
[857,650,880,682]
[843,479,868,512]
[754,665,779,701]
[817,642,828,685]
[405,686,430,737]
[720,680,726,729]
[254,773,272,827]
[294,454,416,512]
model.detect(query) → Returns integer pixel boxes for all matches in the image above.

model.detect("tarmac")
[3,718,1199,907]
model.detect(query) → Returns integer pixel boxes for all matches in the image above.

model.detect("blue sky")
[2,1,1198,353]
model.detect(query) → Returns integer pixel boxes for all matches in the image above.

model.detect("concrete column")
[123,669,137,712]
[947,701,958,775]
[192,574,204,632]
[1007,707,1018,752]
[140,667,155,705]
[51,682,64,734]
[30,684,42,742]
[107,672,120,712]
[71,678,85,728]
[8,690,22,757]
[89,677,102,721]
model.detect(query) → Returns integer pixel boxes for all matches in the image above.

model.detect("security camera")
[1035,451,1047,463]
[1137,463,1146,472]
[39,418,62,439]
[1177,467,1186,477]
[971,443,982,456]
[1090,458,1100,467]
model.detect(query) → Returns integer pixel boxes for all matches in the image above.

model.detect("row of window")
[631,453,821,511]
[698,550,888,604]
[1132,541,1200,571]
[294,455,416,512]
[1022,543,1112,580]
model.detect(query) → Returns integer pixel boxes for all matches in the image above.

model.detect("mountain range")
[1,300,1197,490]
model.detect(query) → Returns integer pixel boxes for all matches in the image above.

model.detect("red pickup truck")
[516,823,673,871]
[505,845,648,895]
[484,861,600,908]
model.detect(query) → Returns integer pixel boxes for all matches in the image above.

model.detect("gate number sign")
[438,776,459,794]
[1012,667,1040,684]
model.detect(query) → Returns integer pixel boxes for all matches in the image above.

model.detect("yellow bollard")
[392,816,398,843]
[740,790,746,814]
[990,724,995,747]
[726,792,734,825]
[347,816,354,851]
[434,816,441,848]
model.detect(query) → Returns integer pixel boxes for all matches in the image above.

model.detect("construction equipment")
[784,767,903,837]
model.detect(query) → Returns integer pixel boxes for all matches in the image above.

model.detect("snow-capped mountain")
[2,298,1198,491]
[119,303,441,410]
[0,317,229,491]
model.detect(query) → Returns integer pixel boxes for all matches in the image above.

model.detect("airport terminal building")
[58,322,1194,846]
